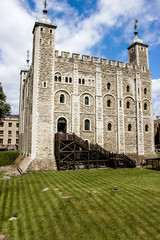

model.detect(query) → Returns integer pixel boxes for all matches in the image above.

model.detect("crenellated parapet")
[55,50,141,71]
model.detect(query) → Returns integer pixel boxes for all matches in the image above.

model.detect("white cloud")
[152,79,160,118]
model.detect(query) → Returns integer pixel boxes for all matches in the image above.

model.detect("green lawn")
[0,168,160,240]
[0,151,20,167]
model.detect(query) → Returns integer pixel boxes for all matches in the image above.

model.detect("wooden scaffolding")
[55,133,136,171]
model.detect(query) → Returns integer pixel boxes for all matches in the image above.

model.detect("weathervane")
[27,50,30,67]
[134,18,138,37]
[43,0,48,15]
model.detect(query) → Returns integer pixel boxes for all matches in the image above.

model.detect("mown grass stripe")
[0,168,160,239]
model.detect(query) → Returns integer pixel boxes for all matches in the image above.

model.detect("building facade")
[154,116,160,147]
[19,5,155,171]
[0,115,19,150]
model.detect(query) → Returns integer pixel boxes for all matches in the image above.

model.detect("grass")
[0,168,160,240]
[0,151,20,167]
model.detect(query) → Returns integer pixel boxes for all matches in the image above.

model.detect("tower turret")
[128,19,149,71]
[31,0,57,168]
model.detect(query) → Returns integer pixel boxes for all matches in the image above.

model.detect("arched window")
[128,124,132,131]
[145,125,149,132]
[144,88,147,94]
[107,99,111,107]
[84,119,90,131]
[144,103,147,110]
[82,79,85,85]
[127,85,130,92]
[79,78,81,84]
[107,82,111,90]
[60,94,65,103]
[69,77,72,83]
[85,96,89,105]
[55,76,57,81]
[108,123,112,131]
[58,76,61,82]
[126,101,130,109]
[65,77,68,83]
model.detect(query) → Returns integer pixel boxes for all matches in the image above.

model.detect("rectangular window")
[50,29,52,33]
[16,131,19,135]
[8,131,12,135]
[0,139,3,144]
[16,139,19,144]
[8,139,11,144]
[0,122,4,127]
[16,123,19,128]
[8,123,12,127]
[0,130,3,135]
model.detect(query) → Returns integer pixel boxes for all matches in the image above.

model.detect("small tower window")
[41,27,43,32]
[85,96,89,106]
[69,77,72,83]
[55,76,57,81]
[126,101,130,109]
[65,77,68,83]
[59,76,61,82]
[142,66,145,72]
[43,81,47,88]
[107,82,111,90]
[108,123,112,131]
[144,103,147,110]
[50,29,52,34]
[144,88,147,94]
[128,124,132,131]
[79,78,81,84]
[120,101,121,107]
[84,119,90,131]
[107,99,111,107]
[49,41,52,45]
[127,85,130,92]
[60,94,65,103]
[145,125,149,132]
[82,79,85,85]
[139,103,141,109]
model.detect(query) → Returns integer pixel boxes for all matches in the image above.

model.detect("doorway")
[57,117,67,133]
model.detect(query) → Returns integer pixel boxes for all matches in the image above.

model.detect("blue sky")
[0,0,160,117]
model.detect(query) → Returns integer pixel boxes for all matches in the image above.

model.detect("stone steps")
[18,157,31,173]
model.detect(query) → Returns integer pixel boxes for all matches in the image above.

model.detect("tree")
[0,82,11,121]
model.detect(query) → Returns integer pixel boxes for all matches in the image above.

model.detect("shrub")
[0,151,20,167]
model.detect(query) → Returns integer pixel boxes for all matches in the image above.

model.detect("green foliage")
[0,82,11,121]
[0,168,160,240]
[0,151,20,167]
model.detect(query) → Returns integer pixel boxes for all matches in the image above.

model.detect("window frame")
[107,99,111,108]
[59,94,65,104]
[84,96,90,106]
[84,119,91,131]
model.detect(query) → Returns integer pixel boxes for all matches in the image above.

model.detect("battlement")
[55,50,139,70]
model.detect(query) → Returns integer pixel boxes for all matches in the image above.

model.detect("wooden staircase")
[55,133,136,171]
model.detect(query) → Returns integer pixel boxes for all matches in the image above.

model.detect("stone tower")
[127,19,154,155]
[30,2,57,170]
[128,19,149,70]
